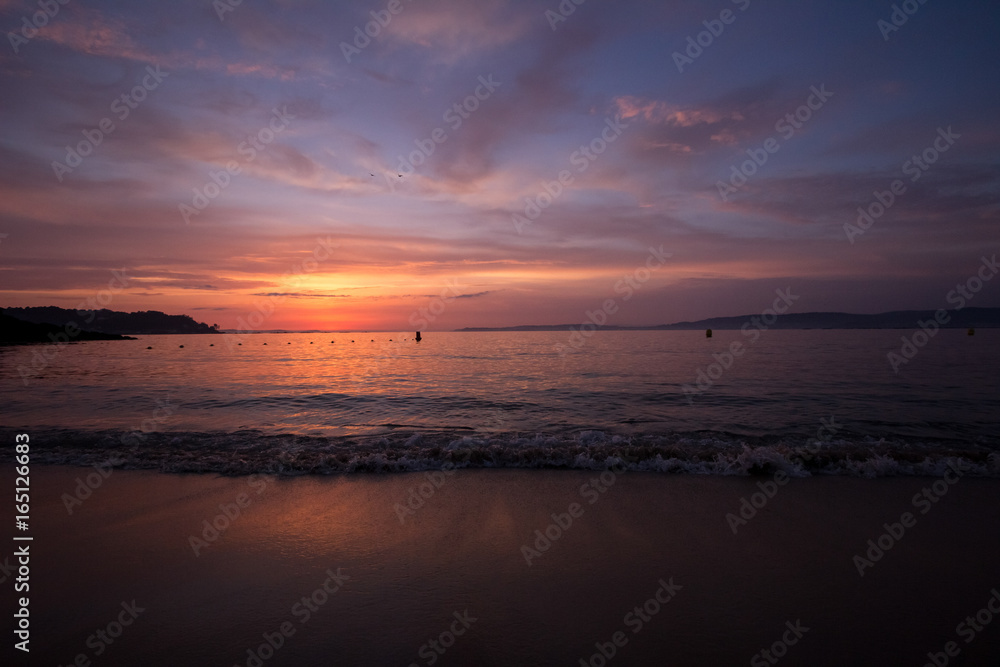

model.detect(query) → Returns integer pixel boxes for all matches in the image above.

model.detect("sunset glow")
[2,0,997,330]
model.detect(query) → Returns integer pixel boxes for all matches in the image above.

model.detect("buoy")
[210,344,214,347]
[288,342,291,345]
[705,329,712,338]
[264,343,267,345]
[415,331,422,342]
[179,345,184,348]
[238,343,242,346]
[968,328,975,336]
[310,342,313,344]
[146,346,152,350]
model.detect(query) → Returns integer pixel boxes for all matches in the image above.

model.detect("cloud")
[405,22,601,191]
[251,292,352,298]
[615,96,743,128]
[3,0,998,328]
[387,0,533,62]
[36,8,151,62]
[613,83,797,168]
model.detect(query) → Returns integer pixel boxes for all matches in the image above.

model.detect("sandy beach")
[6,465,998,666]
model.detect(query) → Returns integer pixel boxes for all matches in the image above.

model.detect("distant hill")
[3,307,220,335]
[0,311,135,344]
[456,307,1000,331]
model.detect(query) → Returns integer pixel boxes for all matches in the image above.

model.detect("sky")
[1,0,998,331]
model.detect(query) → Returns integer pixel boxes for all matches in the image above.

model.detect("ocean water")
[3,329,998,476]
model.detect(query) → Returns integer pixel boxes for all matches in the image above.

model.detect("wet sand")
[8,466,1000,665]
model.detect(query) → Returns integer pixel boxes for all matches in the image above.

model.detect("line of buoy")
[156,336,430,348]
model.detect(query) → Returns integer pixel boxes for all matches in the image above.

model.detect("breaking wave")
[11,428,1000,478]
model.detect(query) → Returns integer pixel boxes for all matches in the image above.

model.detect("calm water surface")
[3,330,998,474]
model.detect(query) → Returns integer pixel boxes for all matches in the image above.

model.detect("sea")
[3,329,998,477]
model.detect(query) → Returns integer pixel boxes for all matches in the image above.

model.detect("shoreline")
[16,429,1000,478]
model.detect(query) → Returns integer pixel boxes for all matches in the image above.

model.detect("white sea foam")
[13,427,998,478]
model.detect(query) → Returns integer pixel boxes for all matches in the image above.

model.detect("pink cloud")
[614,96,743,127]
[387,0,532,62]
[38,9,151,61]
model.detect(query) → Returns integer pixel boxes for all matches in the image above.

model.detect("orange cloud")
[614,95,742,127]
